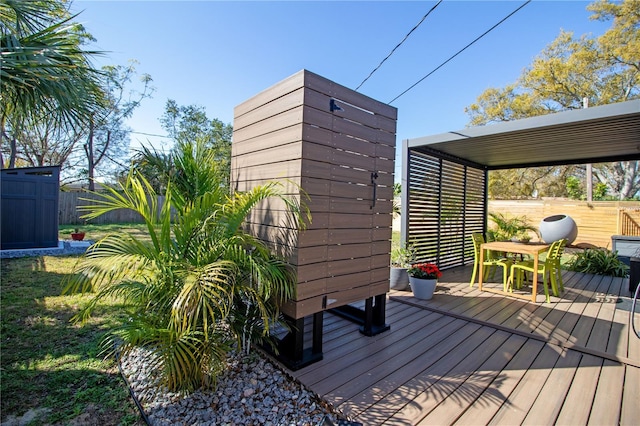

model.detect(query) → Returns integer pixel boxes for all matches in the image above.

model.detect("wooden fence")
[58,192,165,225]
[60,194,640,250]
[489,199,640,248]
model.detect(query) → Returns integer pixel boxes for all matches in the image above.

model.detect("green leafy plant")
[566,248,629,277]
[488,212,538,242]
[407,263,442,279]
[391,242,416,267]
[64,168,307,393]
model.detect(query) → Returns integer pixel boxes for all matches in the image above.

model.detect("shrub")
[566,248,629,277]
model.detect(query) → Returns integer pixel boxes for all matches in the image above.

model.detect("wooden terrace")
[280,266,639,425]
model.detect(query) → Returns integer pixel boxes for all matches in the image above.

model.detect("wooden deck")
[281,266,640,425]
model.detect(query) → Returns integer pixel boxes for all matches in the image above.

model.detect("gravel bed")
[119,347,345,426]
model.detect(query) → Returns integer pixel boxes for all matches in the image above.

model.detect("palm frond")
[171,261,237,340]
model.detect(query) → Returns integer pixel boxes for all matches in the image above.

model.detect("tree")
[64,147,307,392]
[83,62,153,190]
[466,0,640,200]
[0,0,102,168]
[160,100,233,190]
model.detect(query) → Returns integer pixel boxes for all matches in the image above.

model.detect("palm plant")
[1,0,103,166]
[64,170,306,392]
[487,212,538,241]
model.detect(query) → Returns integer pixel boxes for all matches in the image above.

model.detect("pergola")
[401,99,640,269]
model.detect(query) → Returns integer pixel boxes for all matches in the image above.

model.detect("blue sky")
[73,1,610,179]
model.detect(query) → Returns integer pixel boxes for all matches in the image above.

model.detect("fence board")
[489,200,640,248]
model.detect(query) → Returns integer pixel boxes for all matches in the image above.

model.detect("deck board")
[278,267,640,425]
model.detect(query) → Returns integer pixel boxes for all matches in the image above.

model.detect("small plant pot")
[390,267,410,290]
[409,277,437,300]
[71,232,85,241]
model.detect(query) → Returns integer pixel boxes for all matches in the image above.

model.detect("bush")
[566,248,629,277]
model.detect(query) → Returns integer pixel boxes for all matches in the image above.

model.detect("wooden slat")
[418,334,527,426]
[521,349,582,425]
[453,339,546,426]
[234,69,304,118]
[339,319,476,419]
[374,327,507,425]
[486,344,561,425]
[620,365,640,425]
[304,69,398,120]
[232,124,301,154]
[233,106,304,142]
[587,359,624,425]
[555,354,604,426]
[327,243,372,261]
[234,87,304,131]
[280,268,639,424]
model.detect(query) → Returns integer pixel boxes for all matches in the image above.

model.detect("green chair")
[470,233,513,291]
[510,238,567,303]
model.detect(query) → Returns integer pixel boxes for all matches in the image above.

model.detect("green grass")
[0,255,142,425]
[59,222,150,242]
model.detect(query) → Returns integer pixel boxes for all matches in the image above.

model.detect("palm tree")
[64,170,306,392]
[487,212,539,241]
[1,0,103,167]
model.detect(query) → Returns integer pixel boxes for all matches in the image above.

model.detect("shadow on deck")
[277,266,640,425]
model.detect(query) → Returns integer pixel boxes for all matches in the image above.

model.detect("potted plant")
[390,243,415,291]
[71,228,85,241]
[407,262,442,300]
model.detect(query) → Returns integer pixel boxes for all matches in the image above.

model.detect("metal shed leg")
[331,295,390,337]
[268,312,323,371]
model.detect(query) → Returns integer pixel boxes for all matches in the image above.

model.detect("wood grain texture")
[279,266,638,425]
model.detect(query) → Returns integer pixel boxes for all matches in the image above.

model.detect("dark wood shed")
[1,166,60,250]
[231,70,397,368]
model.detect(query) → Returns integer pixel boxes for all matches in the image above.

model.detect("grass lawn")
[59,223,150,242]
[1,254,142,425]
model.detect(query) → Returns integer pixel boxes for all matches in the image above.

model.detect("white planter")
[409,277,437,300]
[539,214,577,244]
[390,267,410,290]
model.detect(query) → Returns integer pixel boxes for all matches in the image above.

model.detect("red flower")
[407,263,442,279]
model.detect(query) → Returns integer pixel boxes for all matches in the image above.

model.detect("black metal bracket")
[330,294,390,336]
[264,312,324,371]
[371,171,378,209]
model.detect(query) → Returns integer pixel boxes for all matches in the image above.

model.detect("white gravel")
[119,347,343,426]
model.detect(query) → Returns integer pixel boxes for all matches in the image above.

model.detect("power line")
[355,0,443,92]
[129,130,169,138]
[389,0,531,104]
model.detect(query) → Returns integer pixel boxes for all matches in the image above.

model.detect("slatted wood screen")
[232,70,397,319]
[407,149,486,269]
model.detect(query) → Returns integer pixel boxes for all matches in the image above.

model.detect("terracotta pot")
[409,277,437,300]
[71,232,85,241]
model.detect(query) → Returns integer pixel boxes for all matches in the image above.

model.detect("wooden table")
[479,241,550,303]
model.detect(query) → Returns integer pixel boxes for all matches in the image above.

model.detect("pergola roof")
[406,99,640,170]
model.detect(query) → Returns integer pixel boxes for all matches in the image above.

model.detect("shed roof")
[406,99,640,170]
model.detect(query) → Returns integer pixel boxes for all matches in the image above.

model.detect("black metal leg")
[312,311,323,356]
[372,294,387,328]
[265,313,323,371]
[331,295,390,337]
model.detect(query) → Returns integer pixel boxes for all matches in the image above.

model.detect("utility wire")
[355,0,443,91]
[389,0,531,104]
[129,130,169,138]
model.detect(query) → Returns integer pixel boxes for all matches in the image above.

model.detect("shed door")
[323,97,396,308]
